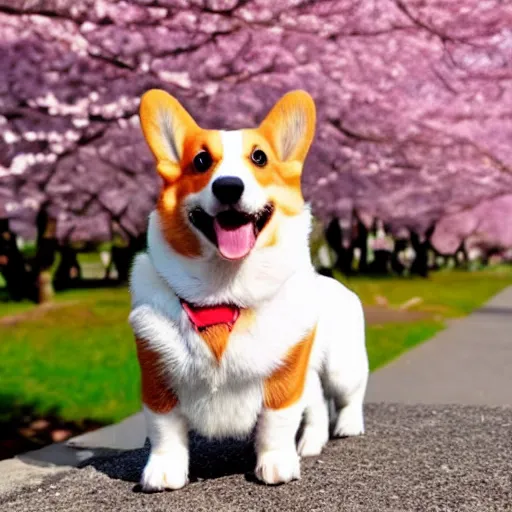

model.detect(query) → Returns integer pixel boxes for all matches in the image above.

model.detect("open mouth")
[188,203,275,260]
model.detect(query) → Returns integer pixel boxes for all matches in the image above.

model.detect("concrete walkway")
[366,285,512,406]
[2,404,511,511]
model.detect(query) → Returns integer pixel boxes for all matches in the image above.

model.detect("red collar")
[181,300,240,332]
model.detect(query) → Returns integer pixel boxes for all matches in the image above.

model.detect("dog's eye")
[251,149,267,167]
[193,151,213,173]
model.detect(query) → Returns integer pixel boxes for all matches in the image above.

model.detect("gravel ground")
[1,404,511,512]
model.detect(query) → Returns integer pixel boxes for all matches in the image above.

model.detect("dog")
[129,89,369,491]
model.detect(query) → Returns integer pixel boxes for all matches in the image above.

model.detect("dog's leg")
[255,326,316,484]
[319,285,368,438]
[129,306,192,491]
[324,338,368,438]
[141,406,189,491]
[323,342,368,438]
[330,381,366,437]
[255,403,303,485]
[297,370,329,456]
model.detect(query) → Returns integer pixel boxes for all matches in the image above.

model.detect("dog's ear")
[258,90,316,164]
[139,89,199,182]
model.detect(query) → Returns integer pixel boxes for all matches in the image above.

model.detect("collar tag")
[181,301,240,332]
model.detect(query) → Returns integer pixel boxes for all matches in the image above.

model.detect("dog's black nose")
[212,176,245,205]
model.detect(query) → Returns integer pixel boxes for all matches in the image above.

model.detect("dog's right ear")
[139,89,199,182]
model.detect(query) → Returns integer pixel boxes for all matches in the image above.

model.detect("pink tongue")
[213,220,256,260]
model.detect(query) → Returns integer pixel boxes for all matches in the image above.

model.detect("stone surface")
[0,457,70,498]
[0,438,127,497]
[1,1,512,245]
[1,404,511,511]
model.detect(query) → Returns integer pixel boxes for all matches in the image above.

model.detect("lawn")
[0,288,139,425]
[1,267,511,425]
[339,267,512,369]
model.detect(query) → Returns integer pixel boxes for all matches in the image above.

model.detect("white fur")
[129,130,368,489]
[144,206,313,307]
[157,110,180,163]
[192,131,268,217]
[140,407,189,491]
[255,403,303,484]
[297,371,329,457]
[280,109,308,160]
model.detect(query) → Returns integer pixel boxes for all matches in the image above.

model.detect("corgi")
[129,89,369,491]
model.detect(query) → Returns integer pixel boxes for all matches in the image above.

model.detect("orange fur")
[139,89,199,183]
[242,91,316,218]
[200,309,254,363]
[140,90,225,258]
[198,324,231,363]
[257,215,279,249]
[263,326,317,410]
[136,338,178,414]
[157,130,223,257]
[139,89,316,257]
[242,130,305,217]
[258,90,316,163]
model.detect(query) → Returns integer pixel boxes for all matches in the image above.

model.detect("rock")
[29,419,51,431]
[399,297,423,311]
[374,295,389,307]
[18,428,36,438]
[51,429,73,443]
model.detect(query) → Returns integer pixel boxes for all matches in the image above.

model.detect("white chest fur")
[129,252,320,438]
[177,381,263,438]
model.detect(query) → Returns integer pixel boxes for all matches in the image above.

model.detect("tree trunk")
[325,218,355,276]
[390,238,408,276]
[53,246,82,290]
[370,250,392,274]
[33,210,57,303]
[111,233,146,284]
[454,241,468,269]
[0,219,35,301]
[410,230,430,278]
[351,211,369,273]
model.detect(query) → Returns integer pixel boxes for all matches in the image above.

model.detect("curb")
[0,412,146,497]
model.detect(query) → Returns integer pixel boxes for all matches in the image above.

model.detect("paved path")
[366,286,512,406]
[1,404,511,512]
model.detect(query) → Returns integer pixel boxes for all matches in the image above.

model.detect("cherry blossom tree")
[1,0,511,297]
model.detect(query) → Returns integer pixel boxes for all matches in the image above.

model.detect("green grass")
[339,267,512,317]
[340,267,512,371]
[0,267,511,424]
[0,288,139,424]
[0,298,36,317]
[366,321,443,371]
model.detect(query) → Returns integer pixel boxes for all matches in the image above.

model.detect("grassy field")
[341,267,512,368]
[1,267,511,424]
[0,288,139,424]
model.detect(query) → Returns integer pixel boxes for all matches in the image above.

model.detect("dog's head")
[139,89,316,261]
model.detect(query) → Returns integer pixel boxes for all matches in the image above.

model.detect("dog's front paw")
[140,452,189,492]
[255,449,300,485]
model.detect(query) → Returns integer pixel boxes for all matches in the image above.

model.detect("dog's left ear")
[258,90,316,163]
